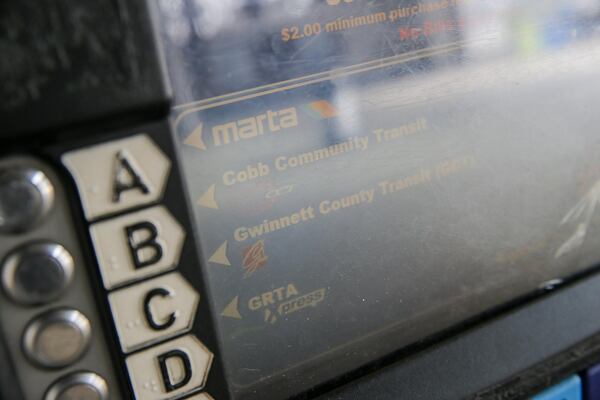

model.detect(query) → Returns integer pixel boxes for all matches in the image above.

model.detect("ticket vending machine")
[2,1,600,399]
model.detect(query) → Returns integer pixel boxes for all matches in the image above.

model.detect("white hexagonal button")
[109,272,200,353]
[126,335,213,400]
[90,206,185,289]
[62,134,171,220]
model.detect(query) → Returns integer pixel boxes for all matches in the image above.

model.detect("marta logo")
[184,107,299,151]
[212,107,298,147]
[242,240,268,278]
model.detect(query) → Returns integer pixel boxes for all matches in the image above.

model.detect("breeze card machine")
[2,1,600,399]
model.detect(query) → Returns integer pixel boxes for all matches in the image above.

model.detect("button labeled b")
[90,206,185,289]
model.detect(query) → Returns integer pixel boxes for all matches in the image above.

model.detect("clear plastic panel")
[158,1,600,398]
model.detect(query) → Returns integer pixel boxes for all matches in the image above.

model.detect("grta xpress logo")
[248,284,326,324]
[185,107,299,150]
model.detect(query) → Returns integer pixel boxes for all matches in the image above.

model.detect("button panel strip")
[0,156,122,400]
[62,129,223,400]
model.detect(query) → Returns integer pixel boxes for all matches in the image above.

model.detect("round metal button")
[1,242,74,305]
[0,167,54,234]
[23,309,91,369]
[45,372,109,400]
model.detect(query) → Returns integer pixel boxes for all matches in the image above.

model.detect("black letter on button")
[158,350,192,392]
[125,222,163,269]
[144,288,177,331]
[112,151,150,203]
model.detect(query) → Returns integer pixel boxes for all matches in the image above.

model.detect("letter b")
[126,221,164,269]
[248,164,259,179]
[258,162,269,176]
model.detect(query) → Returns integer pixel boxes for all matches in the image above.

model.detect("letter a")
[113,151,150,203]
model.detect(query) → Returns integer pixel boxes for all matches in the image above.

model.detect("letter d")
[158,349,192,392]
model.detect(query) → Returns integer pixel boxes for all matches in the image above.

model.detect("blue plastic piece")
[584,364,600,399]
[531,375,581,400]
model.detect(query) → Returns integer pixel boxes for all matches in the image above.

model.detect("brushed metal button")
[45,372,108,400]
[0,167,54,234]
[23,309,91,369]
[1,242,74,305]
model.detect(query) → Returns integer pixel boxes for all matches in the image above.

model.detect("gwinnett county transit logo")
[242,240,268,278]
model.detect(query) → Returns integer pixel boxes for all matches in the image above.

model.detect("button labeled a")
[109,273,199,353]
[62,134,171,220]
[90,206,185,289]
[126,335,213,400]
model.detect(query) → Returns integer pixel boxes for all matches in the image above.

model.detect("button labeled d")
[126,335,213,400]
[109,273,200,353]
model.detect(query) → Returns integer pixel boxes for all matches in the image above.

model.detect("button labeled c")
[108,273,199,353]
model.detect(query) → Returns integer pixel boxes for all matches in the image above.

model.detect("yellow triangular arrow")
[221,296,242,319]
[208,241,231,266]
[198,184,219,209]
[184,123,207,151]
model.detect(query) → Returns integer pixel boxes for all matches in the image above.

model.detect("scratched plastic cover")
[158,1,600,399]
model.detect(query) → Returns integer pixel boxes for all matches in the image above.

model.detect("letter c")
[319,201,331,215]
[274,157,288,171]
[144,288,177,331]
[223,171,236,186]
